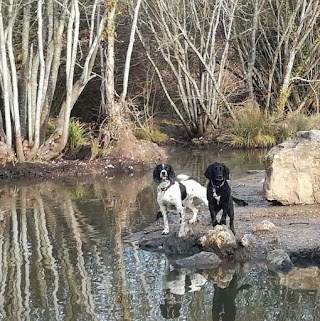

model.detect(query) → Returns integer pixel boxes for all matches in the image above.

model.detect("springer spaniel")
[153,164,208,237]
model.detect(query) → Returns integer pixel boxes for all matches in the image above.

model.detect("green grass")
[68,118,90,153]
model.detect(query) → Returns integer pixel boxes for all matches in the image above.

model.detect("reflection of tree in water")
[0,175,150,321]
[0,177,319,321]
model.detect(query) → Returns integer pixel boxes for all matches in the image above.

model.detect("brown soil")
[0,139,168,183]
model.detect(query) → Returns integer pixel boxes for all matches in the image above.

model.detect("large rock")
[263,130,320,205]
[199,225,237,257]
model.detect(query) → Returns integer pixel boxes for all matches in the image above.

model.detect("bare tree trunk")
[20,2,31,138]
[37,12,105,160]
[138,0,236,137]
[32,0,46,155]
[103,0,118,118]
[119,0,142,103]
[246,0,261,100]
[0,2,13,150]
[0,1,24,161]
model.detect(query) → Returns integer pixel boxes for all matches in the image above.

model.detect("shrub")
[90,137,102,160]
[275,113,318,142]
[219,101,276,148]
[67,118,90,153]
[134,127,168,144]
[47,118,56,135]
[219,102,320,148]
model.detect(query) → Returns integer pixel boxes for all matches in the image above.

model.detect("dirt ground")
[230,172,320,259]
[0,125,173,184]
[0,155,159,183]
[0,125,167,183]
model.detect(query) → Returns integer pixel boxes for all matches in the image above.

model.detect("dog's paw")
[189,218,197,224]
[178,225,192,238]
[162,228,169,235]
[178,229,188,238]
[212,220,219,227]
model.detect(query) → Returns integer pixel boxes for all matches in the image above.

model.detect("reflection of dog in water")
[160,259,207,319]
[211,265,251,321]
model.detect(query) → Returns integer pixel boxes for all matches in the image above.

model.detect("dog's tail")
[232,196,248,206]
[176,174,191,181]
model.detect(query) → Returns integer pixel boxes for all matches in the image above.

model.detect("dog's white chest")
[157,184,179,205]
[212,188,221,205]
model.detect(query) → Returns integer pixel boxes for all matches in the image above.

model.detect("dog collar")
[160,180,174,191]
[211,180,225,189]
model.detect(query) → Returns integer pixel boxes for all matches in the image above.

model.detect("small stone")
[240,233,257,247]
[252,220,276,233]
[199,225,237,256]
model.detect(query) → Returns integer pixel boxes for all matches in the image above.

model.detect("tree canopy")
[0,0,319,163]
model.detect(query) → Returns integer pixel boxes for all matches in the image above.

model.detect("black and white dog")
[205,162,248,234]
[160,257,207,319]
[153,164,208,237]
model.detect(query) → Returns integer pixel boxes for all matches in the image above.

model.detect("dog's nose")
[217,175,223,180]
[161,170,167,176]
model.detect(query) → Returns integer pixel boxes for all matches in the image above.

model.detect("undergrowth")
[68,118,90,153]
[218,101,319,148]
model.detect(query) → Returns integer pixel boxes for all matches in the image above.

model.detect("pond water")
[0,147,319,321]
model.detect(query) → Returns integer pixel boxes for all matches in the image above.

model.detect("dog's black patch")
[178,182,187,201]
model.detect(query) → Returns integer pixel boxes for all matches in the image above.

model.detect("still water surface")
[0,148,319,321]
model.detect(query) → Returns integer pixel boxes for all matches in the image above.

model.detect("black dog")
[212,269,251,321]
[205,162,247,234]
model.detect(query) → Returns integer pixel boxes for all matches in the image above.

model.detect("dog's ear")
[153,166,160,182]
[168,165,175,182]
[204,164,212,180]
[223,164,230,180]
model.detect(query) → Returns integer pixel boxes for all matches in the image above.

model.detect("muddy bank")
[0,157,156,184]
[125,171,320,268]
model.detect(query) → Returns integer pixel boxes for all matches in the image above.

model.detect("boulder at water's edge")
[263,130,320,205]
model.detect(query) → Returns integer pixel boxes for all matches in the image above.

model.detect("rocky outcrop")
[174,252,222,269]
[123,169,320,270]
[263,130,320,205]
[266,249,293,273]
[199,225,237,257]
